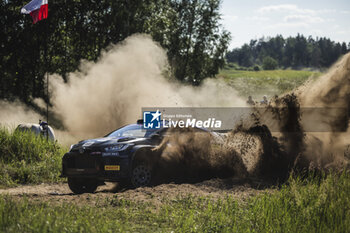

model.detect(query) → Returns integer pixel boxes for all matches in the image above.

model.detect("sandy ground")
[0,178,272,206]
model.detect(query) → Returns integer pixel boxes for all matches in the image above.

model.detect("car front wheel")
[131,163,153,188]
[67,177,98,194]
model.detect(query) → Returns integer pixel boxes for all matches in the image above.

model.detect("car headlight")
[69,144,74,152]
[104,144,129,152]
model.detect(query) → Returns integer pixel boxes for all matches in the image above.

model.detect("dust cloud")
[0,34,246,141]
[296,53,350,171]
[50,34,246,140]
[0,100,42,129]
[227,54,350,177]
[230,53,350,176]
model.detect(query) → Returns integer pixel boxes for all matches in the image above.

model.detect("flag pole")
[45,18,49,140]
[21,0,50,139]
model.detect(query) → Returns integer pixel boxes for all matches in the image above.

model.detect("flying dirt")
[233,53,350,177]
[151,53,350,183]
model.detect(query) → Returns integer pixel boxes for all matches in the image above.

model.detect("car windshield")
[106,124,158,138]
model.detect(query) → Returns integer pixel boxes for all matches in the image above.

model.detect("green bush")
[253,65,260,71]
[263,56,278,70]
[0,127,67,186]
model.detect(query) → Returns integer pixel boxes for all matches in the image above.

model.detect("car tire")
[68,177,98,194]
[131,163,153,188]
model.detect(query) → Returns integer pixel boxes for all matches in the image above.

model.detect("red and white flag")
[21,0,48,24]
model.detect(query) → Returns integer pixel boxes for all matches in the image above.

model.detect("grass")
[218,69,322,99]
[0,127,67,187]
[0,172,349,232]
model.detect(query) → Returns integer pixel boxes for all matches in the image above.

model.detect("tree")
[341,42,348,54]
[262,56,278,70]
[0,0,230,102]
[158,0,230,85]
[310,47,322,67]
[225,34,349,69]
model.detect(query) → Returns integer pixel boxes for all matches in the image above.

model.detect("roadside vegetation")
[0,127,66,187]
[219,68,321,98]
[0,172,349,232]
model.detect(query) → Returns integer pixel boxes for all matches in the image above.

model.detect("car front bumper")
[61,151,130,181]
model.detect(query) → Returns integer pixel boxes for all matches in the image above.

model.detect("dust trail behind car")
[153,54,350,183]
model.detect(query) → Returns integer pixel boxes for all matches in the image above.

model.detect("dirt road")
[0,178,271,205]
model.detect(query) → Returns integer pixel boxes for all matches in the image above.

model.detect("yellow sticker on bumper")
[104,165,120,171]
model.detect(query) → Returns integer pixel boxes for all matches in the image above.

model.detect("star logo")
[143,110,161,129]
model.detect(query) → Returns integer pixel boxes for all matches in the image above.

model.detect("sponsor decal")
[91,152,102,155]
[102,152,119,156]
[104,165,120,171]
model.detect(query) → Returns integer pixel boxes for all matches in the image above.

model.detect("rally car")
[61,120,218,194]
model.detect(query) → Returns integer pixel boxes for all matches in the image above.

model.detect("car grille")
[65,154,99,169]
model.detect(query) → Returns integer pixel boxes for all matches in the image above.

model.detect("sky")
[221,0,350,49]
